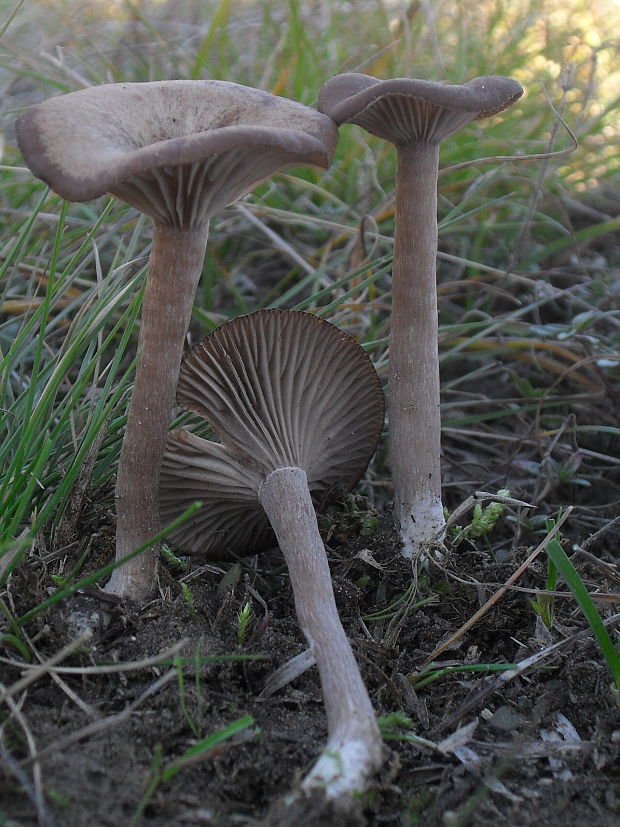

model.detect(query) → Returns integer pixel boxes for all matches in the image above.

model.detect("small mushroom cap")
[318,73,523,146]
[16,80,338,226]
[160,308,385,558]
[160,429,275,560]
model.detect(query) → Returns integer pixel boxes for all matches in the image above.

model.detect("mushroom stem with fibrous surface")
[160,309,385,801]
[258,466,381,796]
[392,141,442,559]
[109,223,208,598]
[318,73,523,560]
[16,81,338,603]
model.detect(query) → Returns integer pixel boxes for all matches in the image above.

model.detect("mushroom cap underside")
[16,80,338,221]
[160,308,385,558]
[318,72,523,145]
[160,429,275,560]
[176,308,385,488]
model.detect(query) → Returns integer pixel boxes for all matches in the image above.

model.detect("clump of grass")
[530,555,559,628]
[179,581,196,615]
[160,543,189,573]
[448,488,511,544]
[236,601,253,645]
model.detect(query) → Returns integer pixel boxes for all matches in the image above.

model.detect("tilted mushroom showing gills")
[318,73,523,559]
[160,309,385,798]
[16,80,338,603]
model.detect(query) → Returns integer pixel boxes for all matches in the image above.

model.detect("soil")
[1,497,619,827]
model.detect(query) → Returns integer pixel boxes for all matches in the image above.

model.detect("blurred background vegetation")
[0,0,619,576]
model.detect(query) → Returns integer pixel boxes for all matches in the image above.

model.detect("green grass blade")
[16,502,202,627]
[190,0,234,79]
[161,714,255,781]
[545,520,620,691]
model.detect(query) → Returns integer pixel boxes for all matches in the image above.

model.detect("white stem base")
[398,495,446,560]
[300,734,383,799]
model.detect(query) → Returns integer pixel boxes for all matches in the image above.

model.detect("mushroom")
[318,74,523,559]
[16,80,338,602]
[160,308,385,799]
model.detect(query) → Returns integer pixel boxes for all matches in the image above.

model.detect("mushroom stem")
[258,466,383,797]
[390,141,445,559]
[105,221,209,602]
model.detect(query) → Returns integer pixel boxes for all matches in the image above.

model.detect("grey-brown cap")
[318,73,523,146]
[160,308,384,559]
[160,429,274,559]
[16,80,339,227]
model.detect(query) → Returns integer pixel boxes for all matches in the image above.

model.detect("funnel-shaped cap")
[17,80,339,227]
[318,73,523,146]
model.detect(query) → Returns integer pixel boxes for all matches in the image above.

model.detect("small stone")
[489,704,527,732]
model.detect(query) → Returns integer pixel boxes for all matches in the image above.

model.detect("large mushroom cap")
[160,308,385,559]
[177,309,385,486]
[318,72,523,145]
[16,80,339,226]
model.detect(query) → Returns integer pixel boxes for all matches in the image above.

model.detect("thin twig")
[420,509,573,667]
[3,638,188,676]
[0,632,92,707]
[580,516,620,552]
[437,611,620,730]
[236,203,330,282]
[441,84,578,178]
[0,685,51,826]
[19,668,179,768]
[453,581,620,603]
[0,743,57,827]
[571,546,620,585]
[435,490,535,543]
[506,83,574,274]
[471,739,592,758]
[21,628,98,720]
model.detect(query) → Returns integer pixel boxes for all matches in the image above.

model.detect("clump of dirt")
[1,504,619,826]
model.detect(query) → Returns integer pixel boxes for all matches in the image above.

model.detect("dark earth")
[1,484,619,827]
